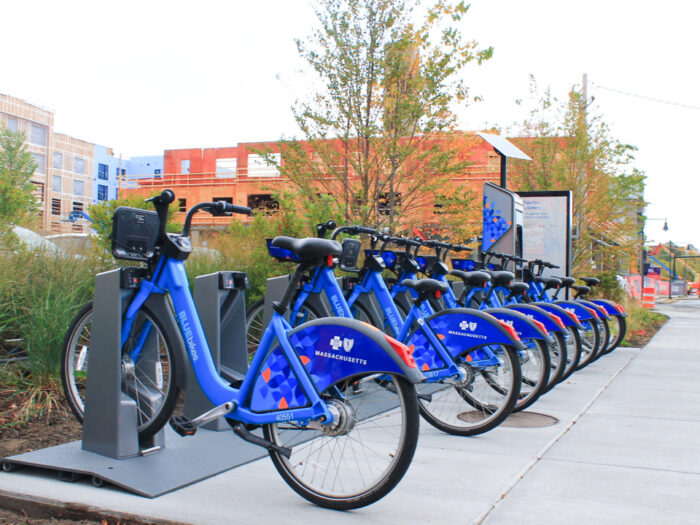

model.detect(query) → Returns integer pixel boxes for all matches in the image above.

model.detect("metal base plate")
[1,427,267,498]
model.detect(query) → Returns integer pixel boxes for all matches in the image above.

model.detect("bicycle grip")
[223,203,253,216]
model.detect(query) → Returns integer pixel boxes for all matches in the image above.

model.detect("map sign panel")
[517,191,571,278]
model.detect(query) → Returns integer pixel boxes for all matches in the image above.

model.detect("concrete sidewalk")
[1,300,698,524]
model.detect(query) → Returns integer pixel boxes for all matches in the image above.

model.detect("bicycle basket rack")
[338,238,361,272]
[111,207,160,261]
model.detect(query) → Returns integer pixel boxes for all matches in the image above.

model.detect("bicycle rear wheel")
[575,319,601,370]
[559,326,582,382]
[417,344,521,436]
[60,302,180,439]
[265,373,419,510]
[512,338,550,412]
[542,332,567,394]
[602,315,626,354]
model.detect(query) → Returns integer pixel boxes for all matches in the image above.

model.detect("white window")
[5,117,18,132]
[30,123,47,146]
[74,157,85,174]
[247,153,280,177]
[31,152,46,173]
[181,159,190,174]
[53,152,63,170]
[73,179,84,196]
[216,158,237,178]
[52,175,61,192]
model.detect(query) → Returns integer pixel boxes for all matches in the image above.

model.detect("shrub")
[0,249,102,384]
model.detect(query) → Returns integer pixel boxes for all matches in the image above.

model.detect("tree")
[0,126,37,237]
[511,78,646,273]
[270,0,492,231]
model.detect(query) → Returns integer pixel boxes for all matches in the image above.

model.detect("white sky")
[2,0,699,246]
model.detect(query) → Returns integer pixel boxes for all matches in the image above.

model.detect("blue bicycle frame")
[121,254,420,428]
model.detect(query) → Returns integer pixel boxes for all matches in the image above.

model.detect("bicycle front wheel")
[60,302,93,423]
[60,303,180,439]
[265,373,419,510]
[417,344,521,436]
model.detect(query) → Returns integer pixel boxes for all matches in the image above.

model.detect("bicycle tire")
[416,344,521,436]
[60,302,180,439]
[60,302,93,424]
[265,373,419,510]
[559,325,582,382]
[601,315,626,354]
[512,338,550,412]
[542,332,567,394]
[575,319,600,370]
[591,317,611,362]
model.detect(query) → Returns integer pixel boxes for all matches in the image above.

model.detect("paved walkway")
[1,300,698,524]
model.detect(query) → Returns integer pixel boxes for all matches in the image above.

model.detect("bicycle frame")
[121,255,420,428]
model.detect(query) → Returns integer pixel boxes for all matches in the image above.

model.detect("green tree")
[512,79,646,273]
[271,0,491,230]
[0,126,37,237]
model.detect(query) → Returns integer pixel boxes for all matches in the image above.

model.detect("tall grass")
[0,249,101,384]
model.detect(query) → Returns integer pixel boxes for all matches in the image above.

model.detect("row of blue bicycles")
[59,191,627,510]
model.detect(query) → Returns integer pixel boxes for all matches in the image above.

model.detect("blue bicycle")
[61,191,423,510]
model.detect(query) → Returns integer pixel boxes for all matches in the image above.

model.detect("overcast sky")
[2,0,698,246]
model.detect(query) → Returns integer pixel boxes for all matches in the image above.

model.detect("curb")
[0,488,188,525]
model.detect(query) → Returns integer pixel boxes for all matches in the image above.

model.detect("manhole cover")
[457,411,490,423]
[501,412,559,428]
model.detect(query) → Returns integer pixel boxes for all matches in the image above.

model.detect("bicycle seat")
[580,277,600,287]
[556,276,576,287]
[271,236,342,260]
[448,270,491,287]
[400,278,449,294]
[534,276,562,289]
[506,282,529,295]
[572,285,590,295]
[488,271,515,287]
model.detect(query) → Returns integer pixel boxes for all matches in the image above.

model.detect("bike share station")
[1,268,267,497]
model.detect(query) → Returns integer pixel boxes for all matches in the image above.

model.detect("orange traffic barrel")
[642,286,655,309]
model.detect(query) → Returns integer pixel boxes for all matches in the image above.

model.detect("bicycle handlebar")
[330,225,379,240]
[181,201,252,237]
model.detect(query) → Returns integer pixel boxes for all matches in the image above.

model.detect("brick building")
[121,133,507,231]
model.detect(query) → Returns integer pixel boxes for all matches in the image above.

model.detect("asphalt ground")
[0,299,698,524]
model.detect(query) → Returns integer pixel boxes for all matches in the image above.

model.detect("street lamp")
[643,217,668,297]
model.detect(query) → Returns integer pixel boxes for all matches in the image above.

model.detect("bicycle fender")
[420,308,525,362]
[485,308,554,345]
[577,299,611,320]
[504,304,565,333]
[590,299,627,317]
[531,302,584,329]
[145,294,189,389]
[249,318,423,413]
[554,300,595,322]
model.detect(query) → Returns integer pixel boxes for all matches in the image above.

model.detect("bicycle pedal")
[169,415,197,437]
